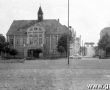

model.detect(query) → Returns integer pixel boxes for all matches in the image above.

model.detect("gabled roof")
[7,20,36,36]
[7,19,70,36]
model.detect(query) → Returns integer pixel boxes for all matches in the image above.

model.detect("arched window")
[34,27,38,30]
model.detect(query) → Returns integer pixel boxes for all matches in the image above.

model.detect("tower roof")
[38,6,43,14]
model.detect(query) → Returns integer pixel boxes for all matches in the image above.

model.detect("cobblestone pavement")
[0,58,110,90]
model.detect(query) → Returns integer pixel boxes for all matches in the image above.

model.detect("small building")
[6,6,70,58]
[84,42,95,57]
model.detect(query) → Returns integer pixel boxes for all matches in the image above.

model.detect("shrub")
[9,49,18,58]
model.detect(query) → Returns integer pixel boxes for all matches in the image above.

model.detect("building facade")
[84,42,95,57]
[7,6,70,58]
[69,27,81,56]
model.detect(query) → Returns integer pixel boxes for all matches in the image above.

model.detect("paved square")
[0,58,110,90]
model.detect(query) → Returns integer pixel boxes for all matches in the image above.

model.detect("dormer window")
[34,27,38,30]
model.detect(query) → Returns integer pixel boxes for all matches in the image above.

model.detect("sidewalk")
[81,56,99,60]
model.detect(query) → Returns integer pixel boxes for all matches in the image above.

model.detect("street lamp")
[67,0,70,65]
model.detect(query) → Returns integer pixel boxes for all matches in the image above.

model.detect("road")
[0,58,110,90]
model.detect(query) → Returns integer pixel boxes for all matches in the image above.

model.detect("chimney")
[58,19,60,22]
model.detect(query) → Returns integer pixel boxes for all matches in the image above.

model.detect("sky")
[0,0,110,45]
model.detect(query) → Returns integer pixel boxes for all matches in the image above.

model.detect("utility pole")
[67,0,70,65]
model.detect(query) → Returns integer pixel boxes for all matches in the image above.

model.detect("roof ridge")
[13,20,37,21]
[13,19,58,21]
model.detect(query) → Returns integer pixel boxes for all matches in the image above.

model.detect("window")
[55,35,57,41]
[35,39,38,45]
[39,28,42,31]
[34,39,37,44]
[23,38,25,45]
[35,34,37,37]
[53,49,56,54]
[24,32,27,35]
[16,38,23,45]
[16,39,19,45]
[10,39,14,45]
[39,34,42,37]
[29,34,33,37]
[29,38,33,45]
[30,40,33,45]
[34,27,38,30]
[55,35,58,44]
[39,38,42,45]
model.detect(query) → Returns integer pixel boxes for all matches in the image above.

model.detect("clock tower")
[38,6,43,22]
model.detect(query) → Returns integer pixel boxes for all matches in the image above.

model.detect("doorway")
[28,49,42,58]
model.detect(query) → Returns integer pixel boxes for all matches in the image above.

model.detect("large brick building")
[6,6,70,58]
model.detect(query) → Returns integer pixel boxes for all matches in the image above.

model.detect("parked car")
[69,54,82,59]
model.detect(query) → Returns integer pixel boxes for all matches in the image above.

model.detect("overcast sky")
[0,0,110,45]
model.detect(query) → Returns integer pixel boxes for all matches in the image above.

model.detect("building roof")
[7,19,70,36]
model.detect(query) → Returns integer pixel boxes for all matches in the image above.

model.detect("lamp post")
[23,43,26,60]
[67,0,70,65]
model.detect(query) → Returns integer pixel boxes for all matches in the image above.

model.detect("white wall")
[86,46,95,57]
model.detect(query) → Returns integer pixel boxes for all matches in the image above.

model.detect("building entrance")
[28,49,42,58]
